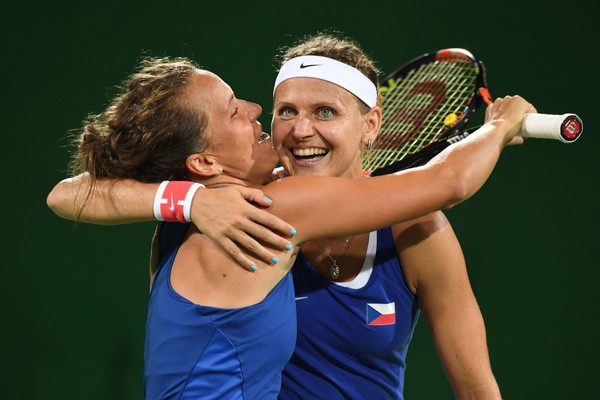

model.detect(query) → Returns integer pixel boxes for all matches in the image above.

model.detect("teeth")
[293,148,328,157]
[258,133,270,144]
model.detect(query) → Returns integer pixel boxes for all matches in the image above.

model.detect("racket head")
[364,48,490,176]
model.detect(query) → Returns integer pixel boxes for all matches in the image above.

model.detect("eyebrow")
[275,99,338,110]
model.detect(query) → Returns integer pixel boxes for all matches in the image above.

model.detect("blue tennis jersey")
[280,228,420,399]
[144,222,297,399]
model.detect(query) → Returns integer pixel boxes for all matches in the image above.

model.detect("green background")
[3,1,598,398]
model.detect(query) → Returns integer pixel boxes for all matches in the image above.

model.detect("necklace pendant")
[330,262,340,279]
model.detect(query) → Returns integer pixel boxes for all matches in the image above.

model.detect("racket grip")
[520,113,583,143]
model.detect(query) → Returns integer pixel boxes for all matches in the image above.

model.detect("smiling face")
[184,70,279,184]
[272,77,379,179]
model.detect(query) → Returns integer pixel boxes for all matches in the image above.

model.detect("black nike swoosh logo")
[299,63,322,69]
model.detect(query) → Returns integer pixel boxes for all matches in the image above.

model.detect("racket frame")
[368,48,491,176]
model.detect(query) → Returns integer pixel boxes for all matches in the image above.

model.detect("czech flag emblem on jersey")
[366,302,396,326]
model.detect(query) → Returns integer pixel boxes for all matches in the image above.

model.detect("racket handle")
[520,113,583,143]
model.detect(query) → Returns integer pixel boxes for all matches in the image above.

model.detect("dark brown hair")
[70,56,209,184]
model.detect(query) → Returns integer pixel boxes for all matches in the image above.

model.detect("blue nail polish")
[264,196,273,203]
[290,229,297,236]
[285,243,293,251]
[271,256,279,264]
[249,265,257,272]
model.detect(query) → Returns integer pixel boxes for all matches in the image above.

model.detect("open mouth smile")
[292,147,329,160]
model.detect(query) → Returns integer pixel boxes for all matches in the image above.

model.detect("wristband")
[153,181,205,223]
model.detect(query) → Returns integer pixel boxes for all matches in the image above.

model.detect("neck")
[200,175,261,190]
[340,160,367,180]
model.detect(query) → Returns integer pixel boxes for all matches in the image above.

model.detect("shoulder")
[391,210,451,242]
[391,211,461,294]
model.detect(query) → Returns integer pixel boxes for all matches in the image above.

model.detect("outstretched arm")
[47,174,157,224]
[46,173,296,267]
[267,96,533,244]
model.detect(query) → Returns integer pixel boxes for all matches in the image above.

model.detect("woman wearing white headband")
[47,35,526,398]
[272,34,502,400]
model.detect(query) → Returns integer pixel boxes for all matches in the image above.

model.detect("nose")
[292,116,314,140]
[246,101,262,121]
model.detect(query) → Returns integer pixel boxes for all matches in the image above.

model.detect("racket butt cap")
[521,113,583,143]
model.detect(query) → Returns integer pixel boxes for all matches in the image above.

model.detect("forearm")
[453,380,502,400]
[427,299,501,399]
[46,173,157,224]
[426,96,531,208]
[426,120,510,208]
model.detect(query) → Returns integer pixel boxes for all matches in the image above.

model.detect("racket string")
[364,58,479,171]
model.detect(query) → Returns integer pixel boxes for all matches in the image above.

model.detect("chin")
[290,165,326,177]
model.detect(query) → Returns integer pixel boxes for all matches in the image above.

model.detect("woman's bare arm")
[46,173,296,267]
[396,213,501,399]
[266,96,532,244]
[47,174,158,224]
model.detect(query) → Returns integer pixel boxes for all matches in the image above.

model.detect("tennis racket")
[364,48,584,176]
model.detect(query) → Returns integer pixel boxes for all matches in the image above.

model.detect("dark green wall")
[3,1,598,398]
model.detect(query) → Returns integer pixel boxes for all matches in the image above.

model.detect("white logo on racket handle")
[520,113,583,143]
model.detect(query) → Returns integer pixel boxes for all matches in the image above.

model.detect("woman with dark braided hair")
[75,60,208,182]
[61,57,295,264]
[48,48,533,398]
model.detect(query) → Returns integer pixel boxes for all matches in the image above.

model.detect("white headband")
[273,55,378,108]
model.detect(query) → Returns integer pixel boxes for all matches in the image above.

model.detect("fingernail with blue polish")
[249,265,257,272]
[271,256,279,264]
[264,196,273,203]
[290,229,297,236]
[285,243,293,251]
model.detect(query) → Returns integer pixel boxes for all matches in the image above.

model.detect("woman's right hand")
[189,186,295,271]
[484,95,537,146]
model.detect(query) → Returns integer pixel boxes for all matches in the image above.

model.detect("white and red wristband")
[153,181,205,223]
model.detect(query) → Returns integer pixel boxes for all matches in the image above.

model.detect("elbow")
[441,168,474,210]
[46,179,78,221]
[46,183,62,212]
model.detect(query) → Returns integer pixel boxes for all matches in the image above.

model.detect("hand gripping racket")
[364,48,584,176]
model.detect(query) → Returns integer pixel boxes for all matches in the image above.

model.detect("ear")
[362,106,382,147]
[185,153,223,179]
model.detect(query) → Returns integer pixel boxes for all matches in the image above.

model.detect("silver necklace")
[315,236,354,280]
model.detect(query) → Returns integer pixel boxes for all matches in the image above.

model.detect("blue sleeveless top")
[144,222,296,399]
[280,228,419,399]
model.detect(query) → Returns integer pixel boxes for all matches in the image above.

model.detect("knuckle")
[257,230,270,241]
[232,216,245,227]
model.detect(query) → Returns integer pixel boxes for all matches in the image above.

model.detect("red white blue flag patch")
[366,302,396,326]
